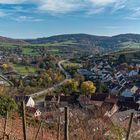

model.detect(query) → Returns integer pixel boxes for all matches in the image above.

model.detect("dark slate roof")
[59,96,72,102]
[118,101,139,111]
[119,96,134,102]
[14,96,31,104]
[45,96,55,101]
[45,95,79,104]
[90,93,107,101]
[59,95,79,104]
[108,83,118,90]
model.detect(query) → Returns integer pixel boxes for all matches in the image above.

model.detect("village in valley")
[2,0,140,139]
[0,39,140,139]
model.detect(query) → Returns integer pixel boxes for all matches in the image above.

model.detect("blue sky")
[0,0,140,38]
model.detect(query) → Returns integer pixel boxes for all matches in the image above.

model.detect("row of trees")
[56,72,109,95]
[58,79,96,95]
[9,68,64,94]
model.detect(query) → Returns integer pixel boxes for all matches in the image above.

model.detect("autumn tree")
[62,79,79,94]
[81,81,96,95]
[0,86,7,95]
[1,63,13,72]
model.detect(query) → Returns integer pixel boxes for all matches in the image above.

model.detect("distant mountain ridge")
[25,34,108,44]
[1,33,140,49]
[25,33,140,48]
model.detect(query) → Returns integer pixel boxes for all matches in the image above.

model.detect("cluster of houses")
[7,55,140,132]
[78,57,140,97]
[13,86,140,127]
[44,92,140,129]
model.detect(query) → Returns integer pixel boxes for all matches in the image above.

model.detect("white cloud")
[0,0,26,4]
[13,16,44,22]
[37,0,128,14]
[89,0,115,5]
[38,0,82,14]
[126,8,140,20]
[86,8,105,15]
[112,0,127,12]
[0,0,125,14]
[0,0,139,17]
[124,1,140,20]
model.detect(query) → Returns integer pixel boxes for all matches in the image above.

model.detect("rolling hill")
[0,33,140,51]
[25,33,140,49]
[0,36,28,45]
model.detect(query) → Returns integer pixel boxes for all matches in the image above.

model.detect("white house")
[0,80,6,85]
[130,86,139,94]
[26,96,35,107]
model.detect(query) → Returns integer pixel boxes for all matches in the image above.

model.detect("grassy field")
[47,49,60,54]
[63,62,82,69]
[120,42,140,49]
[0,41,77,56]
[29,40,77,47]
[0,42,19,48]
[13,64,36,74]
[22,48,39,55]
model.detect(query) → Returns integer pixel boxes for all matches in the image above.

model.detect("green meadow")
[13,64,36,74]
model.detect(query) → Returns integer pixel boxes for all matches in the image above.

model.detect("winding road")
[0,74,14,86]
[30,60,71,98]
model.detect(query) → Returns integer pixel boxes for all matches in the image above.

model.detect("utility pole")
[126,113,134,140]
[57,115,61,140]
[21,101,27,140]
[64,107,69,140]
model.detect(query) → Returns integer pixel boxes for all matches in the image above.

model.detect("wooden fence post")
[21,101,27,140]
[3,111,8,140]
[126,113,134,140]
[35,122,42,140]
[57,115,61,140]
[64,107,69,140]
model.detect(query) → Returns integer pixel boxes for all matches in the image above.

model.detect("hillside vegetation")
[0,33,140,53]
[25,33,140,49]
